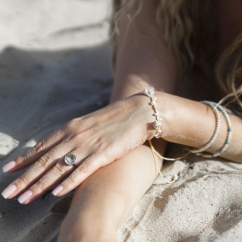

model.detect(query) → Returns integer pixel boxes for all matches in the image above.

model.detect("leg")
[57,140,165,242]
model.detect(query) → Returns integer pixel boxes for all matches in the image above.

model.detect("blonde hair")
[111,0,242,108]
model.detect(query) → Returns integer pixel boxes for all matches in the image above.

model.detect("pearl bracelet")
[198,102,232,158]
[189,101,221,154]
[143,88,232,164]
[143,87,162,138]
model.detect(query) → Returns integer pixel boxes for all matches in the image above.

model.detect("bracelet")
[143,87,162,138]
[143,88,232,161]
[197,102,232,158]
[144,87,192,162]
[189,101,221,154]
[148,139,177,184]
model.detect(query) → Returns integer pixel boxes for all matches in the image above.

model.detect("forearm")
[155,92,242,163]
[110,0,177,102]
[59,144,163,241]
[110,1,242,162]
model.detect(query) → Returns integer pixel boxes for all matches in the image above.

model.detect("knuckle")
[16,141,46,163]
[17,153,29,163]
[102,148,113,161]
[78,163,90,175]
[17,175,29,187]
[65,118,79,131]
[53,163,65,174]
[36,154,51,169]
[89,152,106,167]
[32,182,44,193]
[33,141,45,153]
[95,142,109,153]
[75,132,84,141]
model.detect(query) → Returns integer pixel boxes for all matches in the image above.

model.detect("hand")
[1,94,154,204]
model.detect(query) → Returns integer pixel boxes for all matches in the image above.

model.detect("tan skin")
[2,1,242,241]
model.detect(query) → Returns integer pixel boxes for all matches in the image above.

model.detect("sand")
[1,0,242,241]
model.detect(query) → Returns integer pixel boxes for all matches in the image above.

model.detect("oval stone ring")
[64,154,77,166]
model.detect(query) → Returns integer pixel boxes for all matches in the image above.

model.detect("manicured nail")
[18,190,33,204]
[52,185,64,196]
[1,184,17,199]
[2,161,16,172]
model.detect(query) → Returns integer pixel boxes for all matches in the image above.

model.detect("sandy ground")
[1,1,242,241]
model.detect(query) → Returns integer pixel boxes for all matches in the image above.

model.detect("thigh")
[58,141,165,241]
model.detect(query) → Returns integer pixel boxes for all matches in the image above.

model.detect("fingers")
[4,150,108,204]
[17,161,76,204]
[1,123,105,203]
[1,137,88,201]
[2,128,66,173]
[2,117,89,173]
[1,101,145,204]
[10,152,107,204]
[51,152,108,197]
[1,144,107,204]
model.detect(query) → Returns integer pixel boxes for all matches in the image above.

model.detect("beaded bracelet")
[143,87,162,138]
[143,87,192,163]
[189,101,221,154]
[197,102,232,158]
[143,88,232,161]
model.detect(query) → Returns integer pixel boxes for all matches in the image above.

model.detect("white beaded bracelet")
[198,102,232,158]
[143,88,233,162]
[143,87,162,138]
[189,101,221,154]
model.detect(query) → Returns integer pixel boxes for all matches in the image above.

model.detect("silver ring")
[64,154,77,166]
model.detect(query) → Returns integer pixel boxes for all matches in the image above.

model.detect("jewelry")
[189,101,221,154]
[143,87,162,138]
[148,140,177,184]
[149,139,191,184]
[198,102,232,158]
[64,154,77,166]
[149,139,191,161]
[143,87,191,161]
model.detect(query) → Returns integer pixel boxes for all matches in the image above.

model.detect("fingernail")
[18,190,33,204]
[2,161,16,172]
[1,184,17,199]
[52,185,64,196]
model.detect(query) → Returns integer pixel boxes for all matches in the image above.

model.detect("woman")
[2,0,242,241]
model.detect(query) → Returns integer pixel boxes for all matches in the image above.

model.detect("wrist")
[132,89,175,141]
[127,90,168,140]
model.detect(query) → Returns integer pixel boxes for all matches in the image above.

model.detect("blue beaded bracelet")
[197,102,232,158]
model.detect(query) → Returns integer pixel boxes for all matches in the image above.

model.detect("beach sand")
[1,1,242,241]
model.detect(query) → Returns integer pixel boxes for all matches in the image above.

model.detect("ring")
[64,154,77,166]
